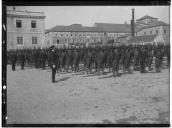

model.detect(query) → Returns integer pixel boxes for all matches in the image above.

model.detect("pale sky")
[7,6,170,29]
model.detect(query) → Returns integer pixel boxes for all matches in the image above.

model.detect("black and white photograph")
[5,5,170,125]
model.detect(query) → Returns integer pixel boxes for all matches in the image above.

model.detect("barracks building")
[127,15,170,45]
[45,23,134,47]
[7,7,169,49]
[7,7,46,50]
[45,15,169,47]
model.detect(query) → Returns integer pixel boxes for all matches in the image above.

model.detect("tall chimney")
[131,8,135,37]
[132,8,134,21]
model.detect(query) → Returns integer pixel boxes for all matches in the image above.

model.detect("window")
[16,20,22,28]
[164,29,166,34]
[31,20,36,28]
[156,30,158,34]
[144,32,146,35]
[71,34,73,36]
[61,34,63,37]
[17,37,23,45]
[32,37,37,44]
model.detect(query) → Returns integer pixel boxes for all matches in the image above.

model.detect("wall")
[45,31,130,47]
[7,13,45,49]
[136,25,169,36]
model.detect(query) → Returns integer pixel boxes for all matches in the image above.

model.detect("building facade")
[7,8,46,50]
[134,16,170,45]
[117,15,170,45]
[45,23,132,47]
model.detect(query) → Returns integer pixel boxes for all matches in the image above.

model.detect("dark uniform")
[133,48,139,70]
[140,47,147,73]
[41,50,47,69]
[20,51,26,70]
[86,50,92,75]
[108,49,114,72]
[96,50,105,76]
[112,49,120,77]
[11,52,17,71]
[51,49,56,83]
[155,48,161,72]
[147,48,153,71]
[167,46,170,67]
[73,50,80,73]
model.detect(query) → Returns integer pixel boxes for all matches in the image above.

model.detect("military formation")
[7,44,170,83]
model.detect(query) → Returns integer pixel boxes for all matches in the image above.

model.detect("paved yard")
[7,64,169,124]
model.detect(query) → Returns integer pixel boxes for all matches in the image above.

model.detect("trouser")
[12,63,15,71]
[167,56,170,67]
[108,60,113,72]
[21,62,24,70]
[148,57,153,71]
[140,62,145,73]
[112,62,119,77]
[74,63,79,73]
[52,68,56,83]
[155,58,160,72]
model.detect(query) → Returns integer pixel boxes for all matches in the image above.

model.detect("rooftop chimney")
[131,8,135,37]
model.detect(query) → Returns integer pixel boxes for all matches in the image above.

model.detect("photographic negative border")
[2,0,170,127]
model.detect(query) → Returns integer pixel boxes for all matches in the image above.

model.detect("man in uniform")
[166,45,170,67]
[140,46,147,73]
[133,47,139,71]
[147,46,153,71]
[108,48,114,73]
[86,49,92,75]
[73,49,80,73]
[96,49,105,76]
[11,51,17,71]
[154,46,161,72]
[20,50,26,70]
[112,48,120,77]
[51,48,56,83]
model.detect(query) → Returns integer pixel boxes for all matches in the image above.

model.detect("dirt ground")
[7,62,169,124]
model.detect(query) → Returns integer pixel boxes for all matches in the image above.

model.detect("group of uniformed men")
[7,44,170,83]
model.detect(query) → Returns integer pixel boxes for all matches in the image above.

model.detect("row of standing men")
[8,44,170,81]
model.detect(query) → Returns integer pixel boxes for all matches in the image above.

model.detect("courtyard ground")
[7,63,169,124]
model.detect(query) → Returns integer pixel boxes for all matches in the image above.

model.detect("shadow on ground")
[54,77,70,83]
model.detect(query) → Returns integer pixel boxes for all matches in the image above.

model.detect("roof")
[94,23,139,33]
[136,15,158,21]
[46,24,103,33]
[127,35,157,43]
[47,23,141,33]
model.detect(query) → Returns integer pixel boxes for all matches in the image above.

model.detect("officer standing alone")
[51,48,56,83]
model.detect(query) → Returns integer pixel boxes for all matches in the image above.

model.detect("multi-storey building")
[7,8,46,50]
[46,15,169,47]
[45,23,134,47]
[127,15,170,45]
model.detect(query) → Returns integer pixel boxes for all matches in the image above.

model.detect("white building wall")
[136,25,169,37]
[7,11,45,50]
